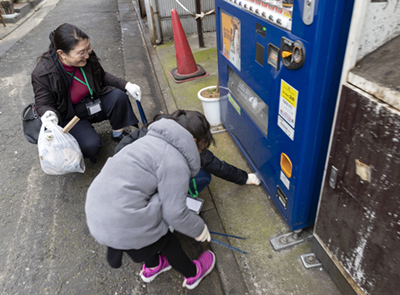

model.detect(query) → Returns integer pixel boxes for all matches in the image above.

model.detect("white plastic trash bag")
[38,121,85,175]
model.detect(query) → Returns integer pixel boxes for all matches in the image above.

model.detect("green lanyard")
[59,60,93,99]
[188,178,198,198]
[68,68,93,99]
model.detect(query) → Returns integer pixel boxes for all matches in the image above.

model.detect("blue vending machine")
[216,0,354,231]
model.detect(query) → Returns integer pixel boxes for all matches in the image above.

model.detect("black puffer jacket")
[115,127,248,185]
[32,52,128,122]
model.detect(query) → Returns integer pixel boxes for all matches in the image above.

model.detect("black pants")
[107,231,197,278]
[64,89,139,159]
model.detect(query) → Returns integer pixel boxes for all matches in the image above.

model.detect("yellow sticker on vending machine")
[279,80,298,129]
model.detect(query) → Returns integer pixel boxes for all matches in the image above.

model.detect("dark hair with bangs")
[39,23,98,62]
[169,110,215,152]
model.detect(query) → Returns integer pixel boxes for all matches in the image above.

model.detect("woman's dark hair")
[145,113,170,128]
[39,23,98,61]
[169,110,215,151]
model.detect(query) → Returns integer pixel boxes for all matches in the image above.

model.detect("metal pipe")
[195,0,204,47]
[143,0,155,43]
[151,0,162,44]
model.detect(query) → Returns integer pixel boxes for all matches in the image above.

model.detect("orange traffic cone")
[169,9,209,83]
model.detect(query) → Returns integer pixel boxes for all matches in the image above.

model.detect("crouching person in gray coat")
[85,110,216,290]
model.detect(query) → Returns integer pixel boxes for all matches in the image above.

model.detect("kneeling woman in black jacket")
[32,23,142,162]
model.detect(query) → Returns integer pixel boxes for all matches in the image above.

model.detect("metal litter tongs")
[209,231,248,254]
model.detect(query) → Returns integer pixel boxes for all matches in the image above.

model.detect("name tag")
[86,99,102,116]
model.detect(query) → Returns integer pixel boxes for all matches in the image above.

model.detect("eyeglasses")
[74,46,93,58]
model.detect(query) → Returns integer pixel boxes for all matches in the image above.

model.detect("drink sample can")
[282,0,293,10]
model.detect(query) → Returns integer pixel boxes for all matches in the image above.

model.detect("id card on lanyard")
[62,62,102,116]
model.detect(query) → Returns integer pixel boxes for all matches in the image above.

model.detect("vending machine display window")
[228,68,269,137]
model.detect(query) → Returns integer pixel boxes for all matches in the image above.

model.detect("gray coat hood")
[85,119,204,250]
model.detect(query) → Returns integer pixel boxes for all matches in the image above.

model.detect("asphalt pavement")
[0,0,220,294]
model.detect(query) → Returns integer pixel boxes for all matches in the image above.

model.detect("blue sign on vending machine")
[216,0,355,230]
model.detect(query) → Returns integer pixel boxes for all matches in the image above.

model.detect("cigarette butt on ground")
[62,116,80,133]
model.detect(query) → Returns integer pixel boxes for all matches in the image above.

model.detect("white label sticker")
[278,116,294,140]
[279,80,298,128]
[90,104,101,114]
[280,171,290,190]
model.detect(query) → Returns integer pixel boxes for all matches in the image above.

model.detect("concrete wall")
[357,0,400,61]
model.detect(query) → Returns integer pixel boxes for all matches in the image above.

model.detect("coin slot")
[293,46,302,63]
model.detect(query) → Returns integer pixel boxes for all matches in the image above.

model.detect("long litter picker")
[209,231,249,255]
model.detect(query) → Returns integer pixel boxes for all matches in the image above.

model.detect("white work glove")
[125,82,141,101]
[246,173,261,185]
[195,224,211,242]
[41,110,59,125]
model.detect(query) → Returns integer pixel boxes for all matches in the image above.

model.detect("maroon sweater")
[60,61,90,104]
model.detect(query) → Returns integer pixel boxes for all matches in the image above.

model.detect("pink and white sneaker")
[140,254,172,283]
[182,250,216,290]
